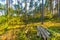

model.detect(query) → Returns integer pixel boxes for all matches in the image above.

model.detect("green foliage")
[48,26,60,40]
[44,11,52,19]
[0,10,60,40]
[48,26,60,34]
[16,31,28,40]
[15,27,42,40]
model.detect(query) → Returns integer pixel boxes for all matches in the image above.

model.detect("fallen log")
[37,26,51,40]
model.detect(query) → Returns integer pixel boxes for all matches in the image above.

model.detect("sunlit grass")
[0,16,60,40]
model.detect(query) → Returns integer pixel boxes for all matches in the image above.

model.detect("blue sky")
[0,0,45,5]
[0,0,45,10]
[0,0,56,15]
[0,0,46,14]
[0,0,56,11]
[0,0,6,5]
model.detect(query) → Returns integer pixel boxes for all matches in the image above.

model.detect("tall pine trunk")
[17,0,20,16]
[25,0,28,24]
[6,0,8,16]
[41,0,44,24]
[49,0,53,15]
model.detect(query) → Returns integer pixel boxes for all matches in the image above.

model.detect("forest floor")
[0,16,60,40]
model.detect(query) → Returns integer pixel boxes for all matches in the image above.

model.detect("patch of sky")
[0,0,56,14]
